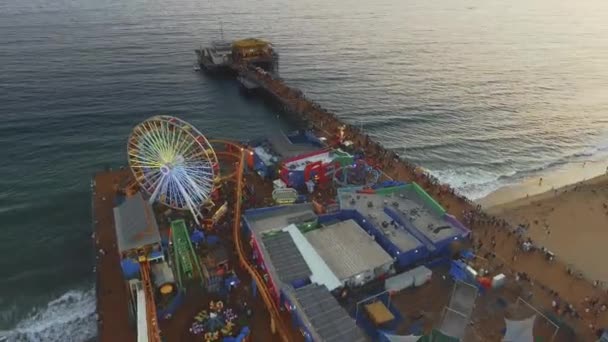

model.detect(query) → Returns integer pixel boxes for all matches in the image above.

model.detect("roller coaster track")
[212,144,245,183]
[139,259,161,342]
[209,139,247,151]
[170,219,204,288]
[230,145,291,341]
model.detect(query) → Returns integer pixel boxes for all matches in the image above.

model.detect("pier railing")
[228,143,291,341]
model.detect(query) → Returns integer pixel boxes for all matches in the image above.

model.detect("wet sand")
[479,159,608,208]
[487,174,608,284]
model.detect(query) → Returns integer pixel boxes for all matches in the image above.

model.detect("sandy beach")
[485,174,608,284]
[479,158,608,208]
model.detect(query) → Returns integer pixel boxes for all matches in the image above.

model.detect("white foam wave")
[429,167,512,200]
[5,288,97,342]
[430,139,608,200]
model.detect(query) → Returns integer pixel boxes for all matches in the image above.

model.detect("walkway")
[93,169,136,342]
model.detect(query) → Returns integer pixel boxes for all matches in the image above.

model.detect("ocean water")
[1,0,607,340]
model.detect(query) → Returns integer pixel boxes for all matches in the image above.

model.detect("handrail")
[231,147,291,342]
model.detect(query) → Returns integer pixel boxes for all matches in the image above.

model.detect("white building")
[305,219,394,287]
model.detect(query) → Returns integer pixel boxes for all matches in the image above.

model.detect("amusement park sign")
[272,188,298,204]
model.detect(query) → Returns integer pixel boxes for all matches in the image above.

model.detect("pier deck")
[94,162,301,342]
[93,169,136,342]
[229,61,602,341]
[92,53,603,340]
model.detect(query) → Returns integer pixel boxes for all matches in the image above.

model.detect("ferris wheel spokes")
[127,115,219,224]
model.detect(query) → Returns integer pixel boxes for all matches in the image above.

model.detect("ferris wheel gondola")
[127,115,219,224]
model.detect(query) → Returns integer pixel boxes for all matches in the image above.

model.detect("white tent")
[503,315,536,342]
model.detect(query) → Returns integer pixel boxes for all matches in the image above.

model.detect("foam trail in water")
[5,288,97,342]
[430,139,608,200]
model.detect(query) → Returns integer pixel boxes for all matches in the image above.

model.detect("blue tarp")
[461,250,475,260]
[291,278,311,289]
[157,290,185,320]
[449,260,476,285]
[222,327,250,342]
[206,235,220,246]
[150,250,163,260]
[190,229,205,244]
[120,258,140,279]
[284,170,305,188]
[225,274,240,289]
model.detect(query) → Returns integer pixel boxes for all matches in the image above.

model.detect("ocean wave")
[430,139,608,200]
[4,288,96,342]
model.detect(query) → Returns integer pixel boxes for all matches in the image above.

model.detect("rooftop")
[304,219,393,281]
[290,284,367,342]
[338,191,423,252]
[339,184,464,244]
[261,231,312,284]
[267,132,322,159]
[284,225,342,291]
[387,186,459,243]
[283,150,333,171]
[113,192,161,253]
[244,203,317,236]
[151,261,175,288]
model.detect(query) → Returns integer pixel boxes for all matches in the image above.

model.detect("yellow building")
[232,38,273,60]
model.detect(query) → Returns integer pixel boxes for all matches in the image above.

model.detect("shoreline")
[244,68,608,339]
[485,173,608,214]
[477,157,608,209]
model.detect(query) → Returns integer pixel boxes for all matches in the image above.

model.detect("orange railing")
[231,147,291,342]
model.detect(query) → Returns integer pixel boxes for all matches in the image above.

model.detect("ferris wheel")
[127,115,219,224]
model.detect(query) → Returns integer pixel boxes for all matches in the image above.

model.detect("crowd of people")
[246,69,608,338]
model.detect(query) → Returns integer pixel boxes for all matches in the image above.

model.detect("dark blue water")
[1,0,607,340]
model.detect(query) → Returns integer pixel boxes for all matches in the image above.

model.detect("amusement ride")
[124,115,290,342]
[127,115,219,225]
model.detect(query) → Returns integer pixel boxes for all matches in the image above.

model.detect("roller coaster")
[170,219,204,289]
[135,139,290,341]
[228,143,291,341]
